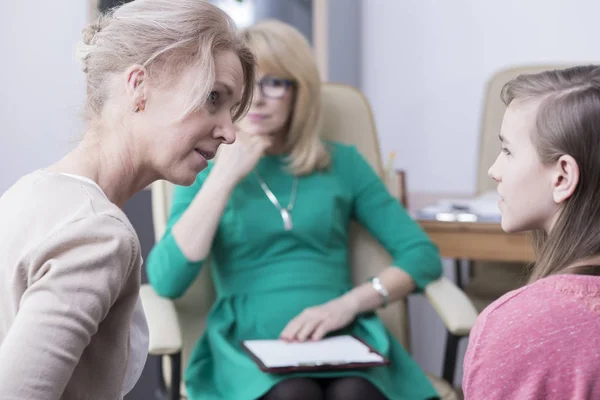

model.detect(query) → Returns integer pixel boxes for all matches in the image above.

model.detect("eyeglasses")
[256,76,294,99]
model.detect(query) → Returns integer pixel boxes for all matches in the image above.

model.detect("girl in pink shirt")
[462,66,600,399]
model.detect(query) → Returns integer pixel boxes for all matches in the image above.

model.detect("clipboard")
[241,335,391,374]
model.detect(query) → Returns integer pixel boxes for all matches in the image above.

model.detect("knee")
[325,377,386,400]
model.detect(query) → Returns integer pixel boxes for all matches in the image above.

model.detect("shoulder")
[465,275,600,396]
[478,274,600,327]
[324,140,359,158]
[470,275,600,358]
[473,279,561,337]
[3,170,129,219]
[0,171,138,265]
[323,141,366,170]
[25,210,140,293]
[463,283,547,390]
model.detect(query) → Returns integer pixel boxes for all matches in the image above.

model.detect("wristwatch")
[368,276,389,308]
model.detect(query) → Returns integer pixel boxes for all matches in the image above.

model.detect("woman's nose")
[216,116,236,145]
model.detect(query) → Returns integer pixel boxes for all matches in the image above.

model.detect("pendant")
[280,209,293,231]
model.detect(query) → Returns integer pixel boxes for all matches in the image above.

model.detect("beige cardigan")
[0,171,143,400]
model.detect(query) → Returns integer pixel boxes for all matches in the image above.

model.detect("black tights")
[260,377,387,400]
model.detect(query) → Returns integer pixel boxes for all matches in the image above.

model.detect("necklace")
[255,171,298,231]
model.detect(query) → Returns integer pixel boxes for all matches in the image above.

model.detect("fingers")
[281,318,330,342]
[280,309,329,342]
[251,133,272,152]
[310,321,329,341]
[241,131,269,148]
[279,301,357,343]
[296,318,322,342]
[280,316,303,342]
[232,127,272,158]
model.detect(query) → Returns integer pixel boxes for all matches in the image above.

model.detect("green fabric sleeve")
[146,165,213,298]
[345,145,443,291]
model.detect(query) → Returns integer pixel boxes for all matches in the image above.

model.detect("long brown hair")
[501,65,600,282]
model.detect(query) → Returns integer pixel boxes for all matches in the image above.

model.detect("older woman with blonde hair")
[0,0,254,398]
[147,19,442,400]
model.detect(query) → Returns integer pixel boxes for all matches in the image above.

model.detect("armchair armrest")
[140,284,182,356]
[424,277,478,337]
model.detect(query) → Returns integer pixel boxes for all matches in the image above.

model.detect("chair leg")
[155,356,168,400]
[154,352,182,400]
[454,259,463,288]
[467,259,474,279]
[169,352,182,400]
[442,331,461,385]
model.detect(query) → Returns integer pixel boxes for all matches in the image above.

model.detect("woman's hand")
[212,130,272,184]
[280,296,359,342]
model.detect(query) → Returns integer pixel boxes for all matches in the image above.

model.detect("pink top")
[463,274,600,400]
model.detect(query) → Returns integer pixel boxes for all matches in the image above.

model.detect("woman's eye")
[262,77,284,87]
[501,147,511,156]
[209,91,220,106]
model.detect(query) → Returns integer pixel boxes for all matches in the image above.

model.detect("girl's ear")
[551,154,579,204]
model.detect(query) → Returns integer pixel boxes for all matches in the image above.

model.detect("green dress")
[147,142,443,400]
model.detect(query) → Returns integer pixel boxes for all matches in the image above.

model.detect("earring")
[134,102,145,113]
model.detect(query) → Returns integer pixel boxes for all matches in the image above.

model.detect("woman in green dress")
[147,20,443,400]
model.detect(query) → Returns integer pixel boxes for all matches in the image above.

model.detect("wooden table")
[418,219,534,263]
[409,193,535,263]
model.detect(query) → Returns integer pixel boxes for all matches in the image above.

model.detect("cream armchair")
[140,84,478,400]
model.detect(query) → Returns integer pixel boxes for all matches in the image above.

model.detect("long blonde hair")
[77,0,255,122]
[241,20,330,175]
[501,65,600,282]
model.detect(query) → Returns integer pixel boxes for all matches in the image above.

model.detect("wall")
[362,0,600,195]
[326,0,362,88]
[254,0,313,42]
[0,0,86,194]
[361,0,600,385]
